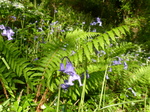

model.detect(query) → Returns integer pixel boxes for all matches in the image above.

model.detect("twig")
[36,87,49,112]
[0,79,9,99]
[34,76,45,103]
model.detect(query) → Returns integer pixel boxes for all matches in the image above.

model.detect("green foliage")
[0,0,150,112]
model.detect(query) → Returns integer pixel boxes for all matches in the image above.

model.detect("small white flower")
[40,104,46,109]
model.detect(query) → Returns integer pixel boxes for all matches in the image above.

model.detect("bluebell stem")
[1,26,14,40]
[128,88,136,96]
[124,62,128,70]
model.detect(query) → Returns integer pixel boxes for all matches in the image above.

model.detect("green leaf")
[118,26,126,35]
[87,42,93,54]
[78,49,83,62]
[113,28,121,37]
[93,40,99,51]
[84,45,90,60]
[107,31,116,42]
[103,33,110,45]
[98,37,104,49]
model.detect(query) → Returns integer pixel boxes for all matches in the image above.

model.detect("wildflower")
[90,22,97,26]
[58,63,65,72]
[124,62,128,70]
[128,88,136,96]
[112,57,122,65]
[96,17,102,26]
[59,57,83,89]
[105,75,109,79]
[50,21,58,25]
[1,26,14,40]
[38,27,43,31]
[92,29,96,32]
[61,83,70,90]
[40,104,46,109]
[0,25,5,30]
[112,60,121,65]
[108,68,112,72]
[148,57,150,59]
[82,22,85,24]
[10,16,16,21]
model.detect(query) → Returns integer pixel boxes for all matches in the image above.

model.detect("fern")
[130,65,150,86]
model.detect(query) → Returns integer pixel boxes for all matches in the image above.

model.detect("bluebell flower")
[148,57,150,59]
[50,21,58,25]
[108,68,112,72]
[0,25,5,30]
[34,58,39,61]
[128,88,136,96]
[59,59,83,89]
[105,75,109,79]
[63,62,76,76]
[58,63,65,72]
[1,26,14,40]
[92,29,96,32]
[112,57,122,65]
[96,17,102,26]
[61,30,65,32]
[124,62,128,70]
[61,83,70,90]
[112,60,121,65]
[38,27,43,31]
[90,22,97,26]
[10,16,16,21]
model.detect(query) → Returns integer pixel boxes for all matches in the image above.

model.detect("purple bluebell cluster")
[59,58,83,90]
[0,25,15,40]
[112,57,122,65]
[111,57,129,70]
[90,17,102,26]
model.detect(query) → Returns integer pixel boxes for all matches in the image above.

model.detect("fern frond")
[130,65,150,85]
